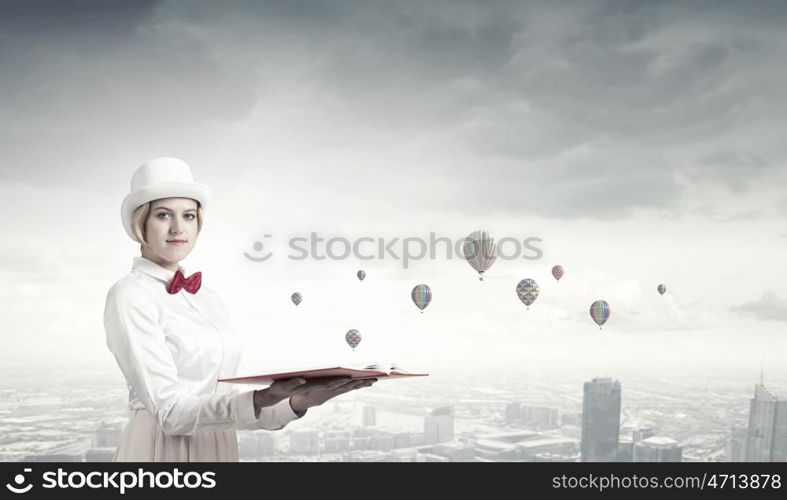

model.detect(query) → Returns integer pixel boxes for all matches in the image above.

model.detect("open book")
[218,362,428,386]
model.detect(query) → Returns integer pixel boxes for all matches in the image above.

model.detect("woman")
[104,157,375,461]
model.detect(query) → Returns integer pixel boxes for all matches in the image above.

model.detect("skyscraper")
[633,436,682,462]
[580,377,621,462]
[424,407,454,444]
[745,381,787,462]
[727,426,748,462]
[774,401,787,462]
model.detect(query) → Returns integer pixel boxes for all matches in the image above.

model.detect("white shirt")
[104,256,301,436]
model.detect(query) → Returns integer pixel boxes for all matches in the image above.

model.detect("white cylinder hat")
[121,157,211,242]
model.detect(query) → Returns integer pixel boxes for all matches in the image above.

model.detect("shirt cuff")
[233,390,261,429]
[234,391,306,430]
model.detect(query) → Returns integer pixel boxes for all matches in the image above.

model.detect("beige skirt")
[113,408,239,462]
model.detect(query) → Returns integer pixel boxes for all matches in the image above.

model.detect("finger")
[270,377,307,395]
[338,379,375,393]
[301,377,351,391]
[335,377,369,388]
[284,377,308,391]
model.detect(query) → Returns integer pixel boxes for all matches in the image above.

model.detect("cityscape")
[1,365,784,462]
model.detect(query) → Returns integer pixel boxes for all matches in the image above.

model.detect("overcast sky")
[1,0,786,383]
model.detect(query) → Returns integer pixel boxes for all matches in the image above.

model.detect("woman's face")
[141,197,199,268]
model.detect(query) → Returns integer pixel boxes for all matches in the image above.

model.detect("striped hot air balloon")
[552,265,564,282]
[357,270,366,281]
[589,300,611,329]
[345,329,362,350]
[516,279,539,310]
[291,292,302,306]
[462,230,498,281]
[411,284,432,313]
[657,284,666,296]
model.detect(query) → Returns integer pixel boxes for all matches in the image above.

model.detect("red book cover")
[218,363,428,386]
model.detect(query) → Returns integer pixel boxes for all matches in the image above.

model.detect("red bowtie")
[167,270,202,294]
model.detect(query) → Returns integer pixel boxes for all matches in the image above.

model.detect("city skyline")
[2,365,785,462]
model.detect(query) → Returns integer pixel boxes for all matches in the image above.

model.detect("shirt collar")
[132,256,185,285]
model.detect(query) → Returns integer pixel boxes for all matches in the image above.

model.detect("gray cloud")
[1,0,786,220]
[0,0,158,35]
[729,292,787,321]
[0,0,256,185]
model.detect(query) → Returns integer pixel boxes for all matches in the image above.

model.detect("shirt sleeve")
[104,285,303,436]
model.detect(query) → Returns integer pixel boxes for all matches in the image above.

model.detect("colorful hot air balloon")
[552,265,564,282]
[462,230,497,281]
[345,329,362,350]
[411,284,432,313]
[657,284,666,296]
[291,292,302,306]
[516,279,539,310]
[357,270,366,281]
[589,300,610,329]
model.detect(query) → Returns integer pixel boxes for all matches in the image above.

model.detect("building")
[727,426,747,462]
[634,436,682,462]
[616,436,633,462]
[239,432,276,460]
[372,430,395,451]
[505,403,521,424]
[580,378,621,462]
[422,442,476,462]
[521,405,559,430]
[289,431,319,456]
[632,426,656,443]
[474,431,578,462]
[85,421,124,462]
[323,431,352,454]
[745,381,787,462]
[775,402,787,462]
[516,436,578,461]
[424,407,454,444]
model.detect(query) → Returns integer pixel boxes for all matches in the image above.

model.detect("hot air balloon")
[411,284,432,313]
[516,279,539,310]
[589,300,610,329]
[552,265,564,282]
[462,230,497,281]
[357,270,366,281]
[291,292,302,306]
[657,284,666,296]
[345,329,362,350]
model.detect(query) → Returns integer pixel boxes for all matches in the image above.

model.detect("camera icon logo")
[5,468,33,494]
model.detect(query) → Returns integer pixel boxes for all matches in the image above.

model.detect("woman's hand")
[290,377,377,413]
[253,376,376,416]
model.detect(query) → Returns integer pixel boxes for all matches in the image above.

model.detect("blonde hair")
[131,200,204,245]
